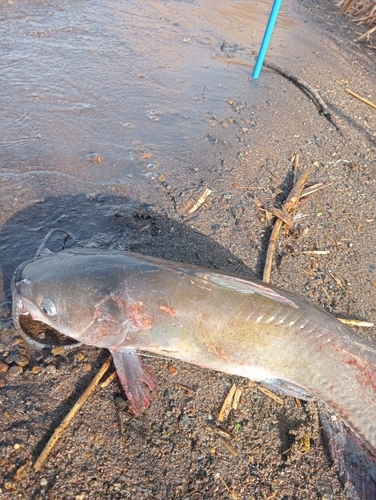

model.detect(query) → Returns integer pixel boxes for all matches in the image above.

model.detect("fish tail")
[319,405,376,499]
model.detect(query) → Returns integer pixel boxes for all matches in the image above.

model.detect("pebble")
[75,492,87,499]
[13,443,21,450]
[86,152,102,163]
[0,343,8,352]
[40,478,48,487]
[168,364,177,376]
[52,346,66,356]
[0,379,5,387]
[14,354,30,367]
[8,365,22,376]
[45,365,57,374]
[82,363,92,372]
[0,360,9,373]
[115,397,127,410]
[32,365,41,374]
[180,413,191,428]
[76,352,85,361]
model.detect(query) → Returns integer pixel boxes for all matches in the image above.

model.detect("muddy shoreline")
[1,0,375,498]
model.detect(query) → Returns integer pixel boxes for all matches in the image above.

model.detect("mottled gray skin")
[11,248,376,465]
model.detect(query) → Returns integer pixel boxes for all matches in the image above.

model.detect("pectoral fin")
[111,349,156,416]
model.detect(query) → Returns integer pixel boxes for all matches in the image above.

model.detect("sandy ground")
[1,0,376,498]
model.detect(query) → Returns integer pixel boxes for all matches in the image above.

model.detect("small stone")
[5,353,16,363]
[14,443,21,450]
[8,365,22,376]
[14,354,30,367]
[0,360,9,373]
[3,411,11,418]
[40,478,48,487]
[0,379,5,387]
[45,365,57,374]
[82,363,92,372]
[52,346,66,356]
[0,343,8,352]
[115,397,127,410]
[180,413,191,428]
[76,352,85,361]
[168,364,177,376]
[32,365,41,374]
[86,152,102,163]
[3,481,14,490]
[75,492,87,499]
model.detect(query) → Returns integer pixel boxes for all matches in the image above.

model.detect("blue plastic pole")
[252,0,283,79]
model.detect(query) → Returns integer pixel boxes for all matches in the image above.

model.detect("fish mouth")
[10,256,82,350]
[11,290,82,351]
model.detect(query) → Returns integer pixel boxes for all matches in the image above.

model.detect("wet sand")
[0,0,375,498]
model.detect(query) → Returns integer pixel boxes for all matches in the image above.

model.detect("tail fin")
[319,406,376,500]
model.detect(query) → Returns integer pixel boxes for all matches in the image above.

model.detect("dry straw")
[338,0,376,26]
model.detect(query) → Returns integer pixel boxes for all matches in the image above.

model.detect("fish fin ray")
[111,349,156,416]
[319,406,376,500]
[263,378,311,400]
[197,274,298,308]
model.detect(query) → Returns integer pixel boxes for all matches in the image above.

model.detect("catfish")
[11,231,376,498]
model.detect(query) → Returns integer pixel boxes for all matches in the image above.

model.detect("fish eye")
[39,299,57,316]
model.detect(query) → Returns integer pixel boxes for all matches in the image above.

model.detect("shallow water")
[0,0,296,301]
[1,0,293,190]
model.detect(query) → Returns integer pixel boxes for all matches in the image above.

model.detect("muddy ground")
[1,0,376,498]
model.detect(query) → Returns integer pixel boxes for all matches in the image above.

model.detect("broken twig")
[337,318,374,328]
[356,26,376,42]
[264,206,295,229]
[299,250,330,255]
[100,370,117,388]
[232,388,243,410]
[300,182,329,198]
[183,187,212,214]
[218,435,238,456]
[345,88,376,110]
[34,355,113,471]
[247,381,284,405]
[262,59,347,140]
[263,163,308,283]
[214,425,238,441]
[174,383,196,396]
[218,383,237,421]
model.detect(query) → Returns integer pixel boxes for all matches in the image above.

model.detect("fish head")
[11,249,131,348]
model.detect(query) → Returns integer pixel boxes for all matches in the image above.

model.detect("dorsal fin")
[197,273,298,309]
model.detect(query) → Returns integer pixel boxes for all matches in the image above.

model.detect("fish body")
[11,247,376,496]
